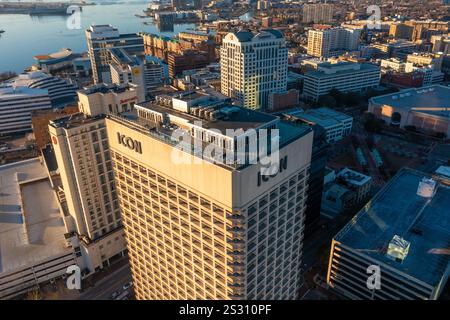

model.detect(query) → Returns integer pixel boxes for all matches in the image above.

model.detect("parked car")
[122,281,133,290]
[111,290,121,299]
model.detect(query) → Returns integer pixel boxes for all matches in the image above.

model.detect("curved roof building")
[33,48,75,73]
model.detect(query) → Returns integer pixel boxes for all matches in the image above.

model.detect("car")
[122,281,133,290]
[111,290,121,299]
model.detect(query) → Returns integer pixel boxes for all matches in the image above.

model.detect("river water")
[0,2,196,72]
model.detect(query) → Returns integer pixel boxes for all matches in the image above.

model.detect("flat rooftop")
[111,101,311,170]
[289,107,352,129]
[335,168,450,287]
[136,101,279,134]
[305,62,380,79]
[0,158,69,274]
[79,83,134,96]
[370,85,450,120]
[49,112,104,130]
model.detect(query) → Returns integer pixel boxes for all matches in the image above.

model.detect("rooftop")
[287,107,352,129]
[0,85,49,99]
[79,83,136,96]
[49,112,104,130]
[337,167,372,186]
[305,62,380,78]
[370,85,450,119]
[227,29,284,43]
[335,168,450,287]
[33,48,73,63]
[135,100,279,134]
[0,158,69,274]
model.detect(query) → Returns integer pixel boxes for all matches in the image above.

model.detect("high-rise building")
[109,48,146,103]
[105,91,314,299]
[327,168,450,300]
[307,27,361,59]
[85,25,144,84]
[220,30,288,110]
[49,112,127,273]
[302,4,334,24]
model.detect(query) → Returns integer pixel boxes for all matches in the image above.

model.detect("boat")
[0,30,5,34]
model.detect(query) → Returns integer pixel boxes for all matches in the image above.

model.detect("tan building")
[220,30,288,110]
[105,95,313,299]
[307,27,361,59]
[389,23,414,40]
[49,113,127,273]
[78,83,140,117]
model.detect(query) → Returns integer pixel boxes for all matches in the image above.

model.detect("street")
[79,262,133,300]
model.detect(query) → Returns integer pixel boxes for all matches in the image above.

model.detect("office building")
[302,4,334,24]
[77,83,140,117]
[327,169,450,300]
[85,25,144,84]
[12,71,78,107]
[49,113,127,273]
[283,107,352,144]
[109,48,146,102]
[0,85,52,135]
[303,62,381,102]
[371,40,417,59]
[105,91,314,299]
[404,20,449,42]
[389,23,414,40]
[168,50,210,78]
[369,85,450,138]
[220,30,288,110]
[432,34,450,54]
[282,111,329,236]
[336,168,372,204]
[144,61,165,90]
[307,27,361,59]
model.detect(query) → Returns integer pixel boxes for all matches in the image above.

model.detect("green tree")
[317,95,337,108]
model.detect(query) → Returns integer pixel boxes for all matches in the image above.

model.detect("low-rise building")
[0,158,77,299]
[286,107,353,143]
[0,86,52,135]
[336,168,372,204]
[303,62,380,101]
[327,168,450,300]
[369,85,450,138]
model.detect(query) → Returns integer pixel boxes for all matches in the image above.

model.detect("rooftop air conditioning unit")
[386,235,410,263]
[417,177,437,198]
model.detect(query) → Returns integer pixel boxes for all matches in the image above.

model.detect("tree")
[317,95,337,108]
[363,113,383,133]
[329,88,346,108]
